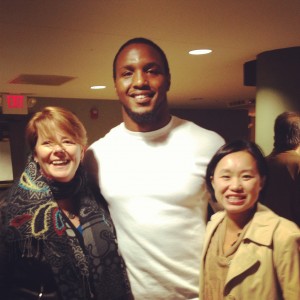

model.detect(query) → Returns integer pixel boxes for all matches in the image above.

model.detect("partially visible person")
[200,140,300,300]
[0,106,131,300]
[263,111,300,227]
[84,37,224,299]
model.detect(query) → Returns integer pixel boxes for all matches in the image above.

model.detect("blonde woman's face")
[34,130,84,182]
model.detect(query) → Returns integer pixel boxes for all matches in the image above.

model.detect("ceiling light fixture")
[189,49,212,55]
[90,85,106,90]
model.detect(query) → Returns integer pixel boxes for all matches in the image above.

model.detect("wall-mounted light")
[27,97,37,108]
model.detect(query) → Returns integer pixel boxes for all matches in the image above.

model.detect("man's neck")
[122,110,172,132]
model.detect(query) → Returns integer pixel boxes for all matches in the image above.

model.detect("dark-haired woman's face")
[211,151,265,217]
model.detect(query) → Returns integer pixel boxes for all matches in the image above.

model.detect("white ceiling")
[1,0,300,109]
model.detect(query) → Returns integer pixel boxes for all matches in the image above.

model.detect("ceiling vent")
[227,100,247,107]
[9,74,75,86]
[227,99,255,108]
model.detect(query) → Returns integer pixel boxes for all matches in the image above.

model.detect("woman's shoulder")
[255,205,300,253]
[257,203,299,232]
[275,217,300,238]
[208,210,226,225]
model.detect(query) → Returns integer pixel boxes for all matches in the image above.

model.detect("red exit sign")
[6,94,25,108]
[2,94,28,114]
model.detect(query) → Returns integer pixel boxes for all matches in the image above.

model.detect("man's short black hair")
[113,37,170,80]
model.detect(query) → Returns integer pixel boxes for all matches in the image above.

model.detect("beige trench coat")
[200,203,300,300]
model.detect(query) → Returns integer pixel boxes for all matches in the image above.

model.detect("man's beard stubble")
[123,100,165,125]
[124,107,157,124]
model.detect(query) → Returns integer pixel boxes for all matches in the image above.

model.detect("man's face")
[114,43,170,126]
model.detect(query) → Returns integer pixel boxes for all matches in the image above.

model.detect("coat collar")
[203,203,280,262]
[243,203,280,246]
[207,203,280,246]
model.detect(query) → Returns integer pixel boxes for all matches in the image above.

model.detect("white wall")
[0,140,14,181]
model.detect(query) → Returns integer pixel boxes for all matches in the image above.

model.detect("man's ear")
[166,74,171,91]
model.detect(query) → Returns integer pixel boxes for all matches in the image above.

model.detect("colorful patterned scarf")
[3,155,131,299]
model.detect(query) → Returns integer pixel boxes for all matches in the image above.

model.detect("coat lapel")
[224,204,279,287]
[225,244,259,285]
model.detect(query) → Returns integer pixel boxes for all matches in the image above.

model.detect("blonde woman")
[0,107,131,300]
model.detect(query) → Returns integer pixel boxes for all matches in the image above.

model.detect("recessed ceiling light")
[90,85,106,90]
[189,49,212,55]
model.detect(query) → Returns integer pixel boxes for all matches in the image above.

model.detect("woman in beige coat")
[200,140,300,300]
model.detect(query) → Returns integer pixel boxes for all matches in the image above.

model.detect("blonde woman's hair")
[26,106,87,150]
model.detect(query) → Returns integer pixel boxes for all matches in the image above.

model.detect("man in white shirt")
[84,37,224,300]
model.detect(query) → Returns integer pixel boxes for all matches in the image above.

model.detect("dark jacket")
[263,150,300,226]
